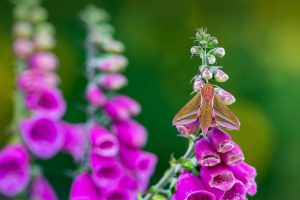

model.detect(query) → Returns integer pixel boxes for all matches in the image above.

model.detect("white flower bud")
[13,21,32,38]
[201,68,213,80]
[190,46,200,55]
[211,47,225,58]
[216,88,236,105]
[208,37,218,48]
[193,77,204,92]
[214,69,229,82]
[207,54,216,65]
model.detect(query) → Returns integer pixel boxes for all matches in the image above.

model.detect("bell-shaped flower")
[61,122,85,162]
[207,127,234,153]
[172,170,216,200]
[113,119,147,148]
[195,138,220,167]
[70,172,101,200]
[201,164,236,192]
[89,123,119,158]
[30,176,58,200]
[20,116,64,159]
[0,144,30,197]
[25,87,66,119]
[220,143,244,166]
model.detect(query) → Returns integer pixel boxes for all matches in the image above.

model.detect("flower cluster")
[0,0,82,198]
[173,127,257,200]
[143,28,257,200]
[70,5,157,200]
[171,29,257,200]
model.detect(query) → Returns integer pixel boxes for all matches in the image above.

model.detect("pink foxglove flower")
[70,172,102,200]
[113,120,148,148]
[220,143,245,166]
[98,73,128,91]
[89,123,119,158]
[201,164,236,192]
[17,70,59,92]
[195,138,221,167]
[13,38,34,59]
[0,144,30,197]
[20,116,64,159]
[95,54,128,73]
[61,122,85,162]
[86,83,107,108]
[89,154,123,188]
[28,52,58,72]
[207,127,234,153]
[172,170,216,200]
[30,176,58,200]
[25,87,66,119]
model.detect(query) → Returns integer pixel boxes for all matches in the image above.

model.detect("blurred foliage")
[1,0,300,199]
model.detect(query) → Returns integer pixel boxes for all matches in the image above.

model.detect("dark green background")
[1,0,300,199]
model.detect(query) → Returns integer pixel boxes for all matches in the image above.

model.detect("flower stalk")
[143,28,257,200]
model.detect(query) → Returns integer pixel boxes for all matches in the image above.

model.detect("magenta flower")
[221,181,246,200]
[104,99,131,121]
[201,164,236,192]
[118,173,138,191]
[61,122,85,162]
[230,162,257,196]
[215,88,236,106]
[175,119,200,136]
[113,120,147,148]
[220,143,244,166]
[172,170,216,200]
[86,83,107,108]
[20,116,64,159]
[17,70,59,93]
[25,87,66,119]
[98,73,128,91]
[0,144,30,197]
[112,95,141,116]
[96,54,128,73]
[119,145,157,175]
[70,172,101,200]
[30,176,58,200]
[89,154,123,188]
[28,52,58,72]
[207,127,234,153]
[104,187,133,200]
[195,138,221,167]
[13,38,34,59]
[89,123,119,157]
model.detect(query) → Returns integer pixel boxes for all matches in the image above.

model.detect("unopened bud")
[216,88,236,105]
[214,69,229,82]
[13,21,32,38]
[207,37,218,48]
[193,78,204,92]
[190,46,200,55]
[35,23,55,35]
[210,47,225,58]
[201,68,213,80]
[30,7,48,23]
[207,54,216,65]
[199,40,207,47]
[103,40,125,53]
[33,34,56,50]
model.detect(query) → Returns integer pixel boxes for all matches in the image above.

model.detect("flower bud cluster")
[172,127,257,200]
[70,5,157,200]
[191,28,228,83]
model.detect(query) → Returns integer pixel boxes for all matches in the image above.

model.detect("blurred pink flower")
[0,144,30,197]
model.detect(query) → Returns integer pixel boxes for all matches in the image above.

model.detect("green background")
[1,0,300,199]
